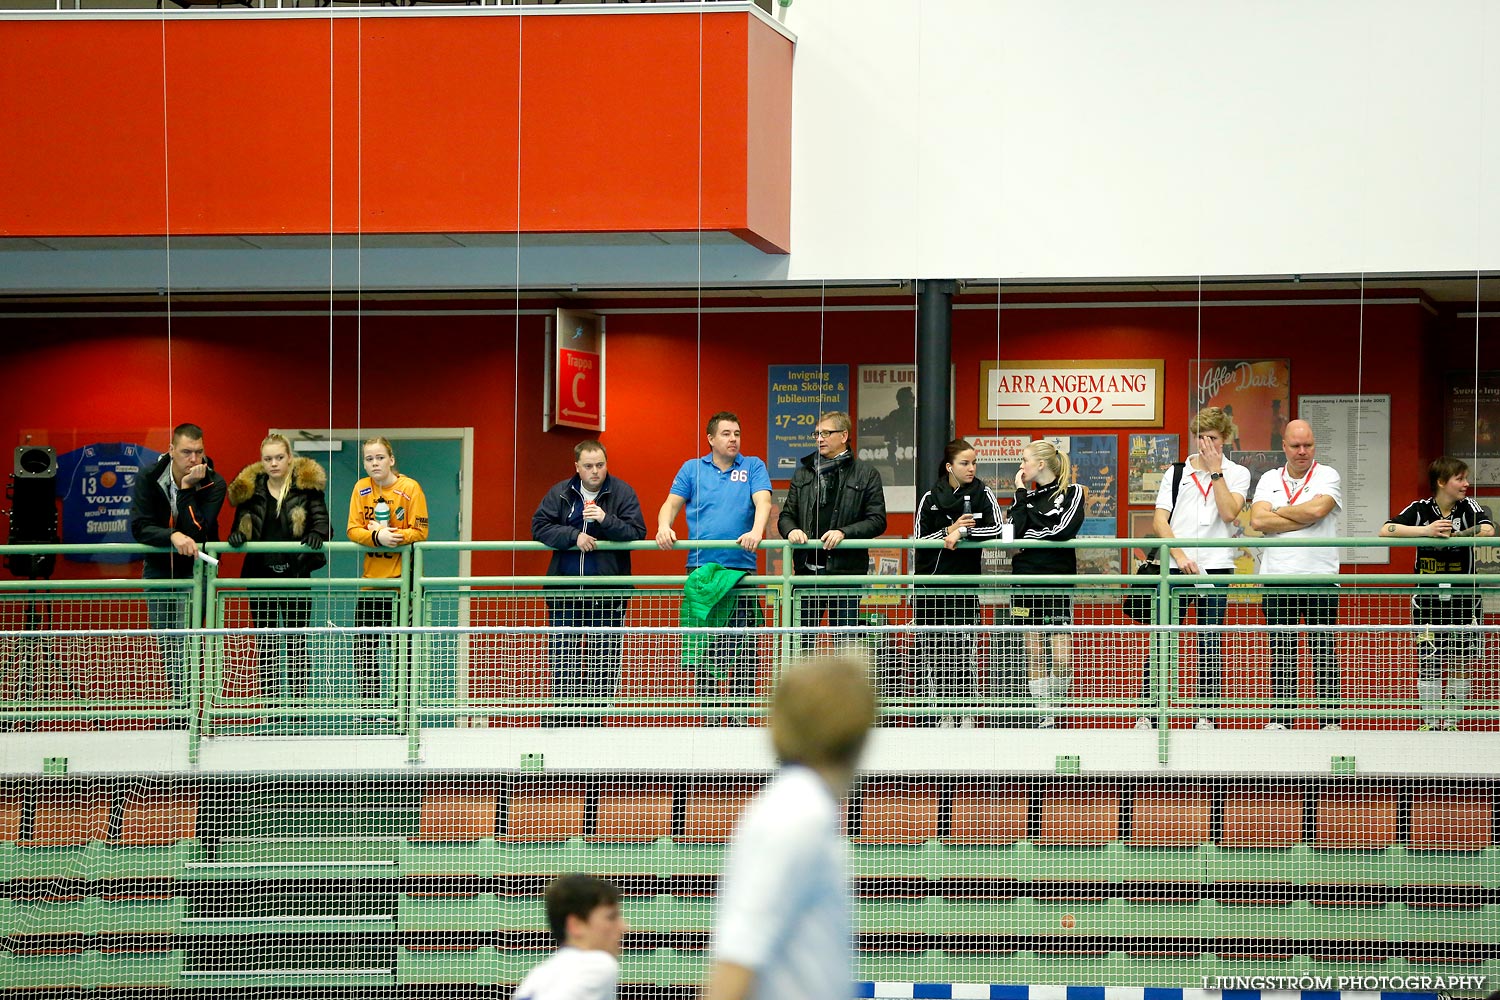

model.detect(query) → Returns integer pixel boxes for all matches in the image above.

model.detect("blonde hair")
[1024,440,1071,486]
[769,653,878,769]
[818,411,852,435]
[260,433,293,459]
[1188,406,1234,439]
[362,436,396,468]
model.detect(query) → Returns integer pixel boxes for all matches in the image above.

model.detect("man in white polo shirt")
[704,653,877,1000]
[1143,406,1251,731]
[1249,419,1343,730]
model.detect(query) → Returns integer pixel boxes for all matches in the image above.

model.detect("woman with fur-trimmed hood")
[227,433,330,703]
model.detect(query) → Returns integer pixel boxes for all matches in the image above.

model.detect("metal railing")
[1,537,1497,763]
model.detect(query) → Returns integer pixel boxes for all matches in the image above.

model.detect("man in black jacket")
[531,440,647,725]
[777,411,887,649]
[129,422,227,702]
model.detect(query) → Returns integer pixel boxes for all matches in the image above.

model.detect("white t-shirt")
[1154,455,1252,571]
[713,766,852,1000]
[513,947,618,1000]
[1252,462,1343,575]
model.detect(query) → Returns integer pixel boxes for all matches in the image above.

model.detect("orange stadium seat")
[1130,787,1211,847]
[1409,790,1493,851]
[593,785,673,843]
[856,782,939,844]
[946,784,1028,845]
[26,790,110,846]
[0,793,21,843]
[504,782,587,842]
[118,791,198,846]
[681,785,756,843]
[1315,790,1397,849]
[1037,784,1119,845]
[413,788,498,842]
[1221,787,1303,848]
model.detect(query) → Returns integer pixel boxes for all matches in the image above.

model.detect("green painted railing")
[1,537,1497,764]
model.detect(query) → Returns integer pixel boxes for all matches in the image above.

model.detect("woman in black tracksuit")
[227,433,329,703]
[913,438,1003,728]
[1009,439,1087,728]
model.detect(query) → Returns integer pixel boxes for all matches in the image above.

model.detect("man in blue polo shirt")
[656,411,774,717]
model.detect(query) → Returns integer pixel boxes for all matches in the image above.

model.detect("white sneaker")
[938,715,956,729]
[1134,716,1153,730]
[1264,722,1286,731]
[1195,717,1215,731]
[1037,716,1056,729]
[960,715,976,729]
[1321,722,1342,732]
[1443,718,1459,732]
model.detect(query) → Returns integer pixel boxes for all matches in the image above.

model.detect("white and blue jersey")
[669,453,773,571]
[713,765,852,1000]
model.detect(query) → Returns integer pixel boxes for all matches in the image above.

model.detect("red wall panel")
[0,12,790,250]
[0,296,1447,584]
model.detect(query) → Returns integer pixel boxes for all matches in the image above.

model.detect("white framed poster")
[980,359,1164,429]
[1296,393,1391,566]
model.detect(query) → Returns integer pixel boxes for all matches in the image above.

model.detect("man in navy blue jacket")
[531,441,647,726]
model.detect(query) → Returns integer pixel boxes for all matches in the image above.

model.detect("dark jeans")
[696,589,761,705]
[912,591,980,708]
[796,588,862,650]
[1140,568,1230,708]
[143,566,187,703]
[249,593,312,702]
[355,593,395,704]
[545,594,629,715]
[1263,590,1340,723]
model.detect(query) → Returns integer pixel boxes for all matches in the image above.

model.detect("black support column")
[917,280,957,492]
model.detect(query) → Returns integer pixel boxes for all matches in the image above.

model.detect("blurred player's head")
[545,874,626,955]
[770,653,878,791]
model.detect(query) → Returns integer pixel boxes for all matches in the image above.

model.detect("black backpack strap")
[1145,461,1187,567]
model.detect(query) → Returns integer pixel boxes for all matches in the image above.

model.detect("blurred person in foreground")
[703,652,878,1000]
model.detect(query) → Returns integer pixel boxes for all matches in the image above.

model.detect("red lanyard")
[1280,463,1317,506]
[1190,469,1211,499]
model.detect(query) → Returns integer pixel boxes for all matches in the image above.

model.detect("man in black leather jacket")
[777,412,886,649]
[129,422,226,704]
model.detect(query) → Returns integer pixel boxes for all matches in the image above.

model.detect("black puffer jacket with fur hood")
[228,456,330,577]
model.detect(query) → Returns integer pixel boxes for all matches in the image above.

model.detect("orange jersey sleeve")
[391,476,430,545]
[347,478,377,547]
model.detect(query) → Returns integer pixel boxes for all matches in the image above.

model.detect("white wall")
[783,0,1500,281]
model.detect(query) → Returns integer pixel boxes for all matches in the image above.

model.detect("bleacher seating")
[0,774,1493,991]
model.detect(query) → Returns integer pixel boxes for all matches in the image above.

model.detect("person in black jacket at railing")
[1009,439,1087,729]
[129,422,227,705]
[226,433,329,704]
[778,411,887,650]
[531,440,647,726]
[913,438,1003,728]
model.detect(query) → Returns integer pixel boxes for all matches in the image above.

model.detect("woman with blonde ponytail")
[1009,440,1087,728]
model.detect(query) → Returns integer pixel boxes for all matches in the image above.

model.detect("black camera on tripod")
[6,445,60,580]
